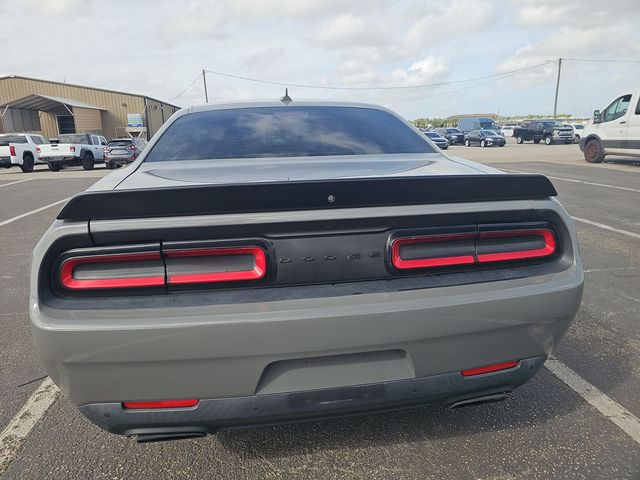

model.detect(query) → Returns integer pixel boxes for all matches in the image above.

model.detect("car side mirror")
[593,110,601,124]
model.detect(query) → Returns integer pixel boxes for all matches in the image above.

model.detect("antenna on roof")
[280,88,292,106]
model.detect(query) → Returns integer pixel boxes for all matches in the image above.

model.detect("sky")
[2,0,640,120]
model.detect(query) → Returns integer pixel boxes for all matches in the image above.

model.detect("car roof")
[188,101,389,114]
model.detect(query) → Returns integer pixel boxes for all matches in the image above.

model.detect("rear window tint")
[108,140,133,146]
[0,135,27,145]
[146,106,434,162]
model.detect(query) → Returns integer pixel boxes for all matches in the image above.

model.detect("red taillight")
[462,360,519,376]
[9,145,16,156]
[59,246,267,291]
[391,233,476,270]
[165,246,266,285]
[476,229,556,263]
[59,252,164,290]
[36,146,41,153]
[128,145,136,150]
[391,228,556,270]
[69,146,76,152]
[122,399,199,410]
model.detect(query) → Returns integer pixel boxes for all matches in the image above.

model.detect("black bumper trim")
[79,356,546,436]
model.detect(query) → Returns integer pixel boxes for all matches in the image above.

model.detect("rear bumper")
[106,155,134,165]
[80,356,547,436]
[0,156,12,167]
[31,264,583,406]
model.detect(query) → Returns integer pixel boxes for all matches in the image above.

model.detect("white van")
[580,89,640,162]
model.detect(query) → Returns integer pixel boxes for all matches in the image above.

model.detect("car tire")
[105,161,115,169]
[47,161,61,172]
[544,136,552,145]
[516,136,523,144]
[499,144,505,147]
[584,139,605,163]
[20,154,34,173]
[82,152,95,170]
[534,139,541,144]
[480,140,486,148]
[464,139,470,147]
[574,135,580,144]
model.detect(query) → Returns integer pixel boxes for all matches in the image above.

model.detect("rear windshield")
[0,134,27,145]
[145,106,434,161]
[59,134,90,144]
[446,129,461,133]
[108,140,133,146]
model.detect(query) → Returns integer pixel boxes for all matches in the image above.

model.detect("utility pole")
[553,58,562,120]
[202,69,209,103]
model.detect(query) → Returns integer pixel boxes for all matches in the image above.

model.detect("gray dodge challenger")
[30,102,583,442]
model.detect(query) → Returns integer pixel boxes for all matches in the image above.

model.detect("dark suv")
[104,138,147,169]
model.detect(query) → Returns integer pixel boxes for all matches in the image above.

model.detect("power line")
[203,61,555,91]
[167,73,203,102]
[563,57,640,64]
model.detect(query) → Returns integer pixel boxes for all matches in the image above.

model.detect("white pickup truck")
[38,133,108,171]
[580,89,640,162]
[0,133,49,173]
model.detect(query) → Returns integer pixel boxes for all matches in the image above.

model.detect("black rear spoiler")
[57,174,557,221]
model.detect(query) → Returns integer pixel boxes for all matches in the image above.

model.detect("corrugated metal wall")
[0,108,40,133]
[73,107,102,133]
[0,76,179,139]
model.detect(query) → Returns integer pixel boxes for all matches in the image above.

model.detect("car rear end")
[0,134,25,167]
[30,103,583,441]
[104,139,139,168]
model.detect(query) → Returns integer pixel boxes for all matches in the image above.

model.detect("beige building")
[0,75,179,140]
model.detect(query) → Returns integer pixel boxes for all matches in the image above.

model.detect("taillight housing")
[69,146,76,152]
[59,251,165,290]
[164,246,266,286]
[36,146,41,153]
[57,244,268,293]
[390,226,557,271]
[9,145,16,156]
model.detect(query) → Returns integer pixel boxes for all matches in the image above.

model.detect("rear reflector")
[165,246,266,285]
[122,399,199,410]
[391,228,556,270]
[59,252,164,290]
[461,361,519,376]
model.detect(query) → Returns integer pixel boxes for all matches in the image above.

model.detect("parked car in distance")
[500,125,517,137]
[580,89,640,162]
[464,130,506,147]
[513,121,573,145]
[0,133,49,173]
[38,133,108,171]
[30,102,582,442]
[457,117,499,134]
[435,128,465,145]
[563,124,585,144]
[424,131,449,149]
[104,138,148,169]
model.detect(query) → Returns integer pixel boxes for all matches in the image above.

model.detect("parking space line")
[571,216,640,240]
[0,378,59,474]
[500,168,640,193]
[0,197,70,228]
[545,357,640,445]
[0,179,32,189]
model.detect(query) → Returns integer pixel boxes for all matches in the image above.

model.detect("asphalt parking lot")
[0,141,639,479]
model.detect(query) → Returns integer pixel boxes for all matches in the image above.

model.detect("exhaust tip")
[136,432,206,443]
[447,392,509,410]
